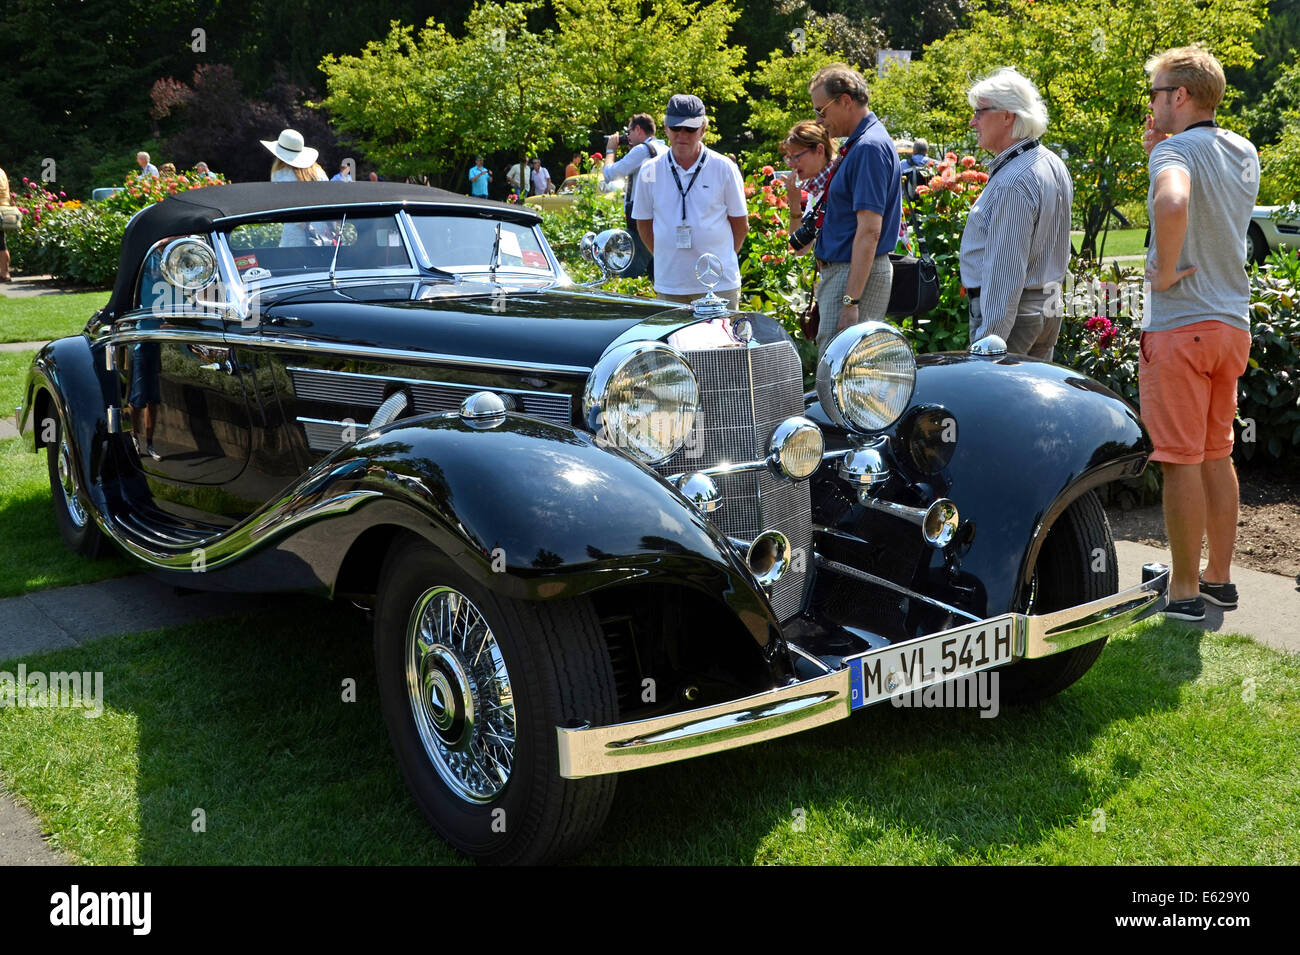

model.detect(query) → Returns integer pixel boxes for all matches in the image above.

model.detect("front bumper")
[556,570,1168,778]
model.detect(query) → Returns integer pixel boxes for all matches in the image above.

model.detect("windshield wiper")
[328,213,347,286]
[489,221,502,280]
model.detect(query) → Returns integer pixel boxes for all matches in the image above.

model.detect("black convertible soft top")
[105,181,540,318]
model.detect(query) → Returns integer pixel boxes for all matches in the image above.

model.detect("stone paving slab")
[0,575,281,662]
[0,791,66,865]
[1116,540,1300,655]
[0,275,100,300]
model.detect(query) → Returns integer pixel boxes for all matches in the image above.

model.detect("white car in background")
[1246,204,1300,265]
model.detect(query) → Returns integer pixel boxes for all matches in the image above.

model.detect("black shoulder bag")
[886,204,940,317]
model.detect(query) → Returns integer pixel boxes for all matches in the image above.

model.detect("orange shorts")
[1138,320,1251,465]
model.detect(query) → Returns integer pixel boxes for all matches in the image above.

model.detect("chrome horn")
[731,530,791,588]
[857,493,960,548]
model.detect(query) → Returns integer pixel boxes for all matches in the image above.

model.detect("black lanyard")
[1184,119,1218,131]
[668,151,707,222]
[987,139,1039,180]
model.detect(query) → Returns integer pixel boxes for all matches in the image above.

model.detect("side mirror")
[580,229,634,285]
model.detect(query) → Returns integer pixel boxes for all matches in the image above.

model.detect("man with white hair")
[136,151,159,178]
[960,67,1073,359]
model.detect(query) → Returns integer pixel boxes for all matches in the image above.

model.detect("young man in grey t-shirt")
[1141,46,1258,622]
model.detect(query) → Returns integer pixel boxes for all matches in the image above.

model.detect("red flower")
[762,164,775,176]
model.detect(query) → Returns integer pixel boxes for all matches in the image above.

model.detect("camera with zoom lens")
[789,213,818,251]
[617,132,631,147]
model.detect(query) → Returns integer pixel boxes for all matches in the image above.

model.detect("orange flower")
[960,155,976,168]
[744,184,756,197]
[958,170,980,183]
[945,152,958,161]
[762,164,775,176]
[915,184,931,195]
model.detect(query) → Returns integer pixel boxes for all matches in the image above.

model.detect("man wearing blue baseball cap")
[632,94,749,308]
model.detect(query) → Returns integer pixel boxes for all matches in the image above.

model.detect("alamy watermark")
[890,670,1000,719]
[0,665,104,718]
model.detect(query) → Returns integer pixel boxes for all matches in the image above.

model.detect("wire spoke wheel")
[406,587,517,803]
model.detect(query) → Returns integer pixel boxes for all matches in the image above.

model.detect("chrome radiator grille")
[655,341,812,622]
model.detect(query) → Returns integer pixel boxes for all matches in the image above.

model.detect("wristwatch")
[842,295,860,306]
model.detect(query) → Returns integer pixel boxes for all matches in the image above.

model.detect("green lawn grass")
[1,609,1294,865]
[0,434,136,598]
[1073,227,1148,260]
[0,291,108,344]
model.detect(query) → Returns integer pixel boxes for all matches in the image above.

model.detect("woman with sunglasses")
[780,121,837,255]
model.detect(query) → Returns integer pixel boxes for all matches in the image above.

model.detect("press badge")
[675,225,693,249]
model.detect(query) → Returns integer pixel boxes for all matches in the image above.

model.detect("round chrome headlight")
[816,322,917,433]
[768,416,825,480]
[159,237,218,291]
[584,342,699,465]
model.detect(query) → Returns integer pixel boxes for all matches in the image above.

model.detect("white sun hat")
[260,129,319,169]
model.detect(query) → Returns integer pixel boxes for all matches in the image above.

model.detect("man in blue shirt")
[808,64,902,355]
[468,157,491,197]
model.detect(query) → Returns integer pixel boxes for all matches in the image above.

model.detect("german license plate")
[847,616,1017,709]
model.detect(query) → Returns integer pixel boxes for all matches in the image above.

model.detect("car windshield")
[409,215,551,274]
[226,213,412,278]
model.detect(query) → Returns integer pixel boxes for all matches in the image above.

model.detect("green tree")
[1256,51,1300,203]
[749,23,860,147]
[870,0,1268,257]
[552,0,748,136]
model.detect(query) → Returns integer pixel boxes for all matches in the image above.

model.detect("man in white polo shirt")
[632,94,748,308]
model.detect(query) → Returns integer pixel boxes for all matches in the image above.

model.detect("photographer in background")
[603,113,665,278]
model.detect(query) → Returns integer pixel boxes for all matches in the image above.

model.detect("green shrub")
[1239,248,1300,463]
[13,205,130,287]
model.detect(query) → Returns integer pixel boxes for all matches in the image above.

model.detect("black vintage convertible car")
[18,182,1168,864]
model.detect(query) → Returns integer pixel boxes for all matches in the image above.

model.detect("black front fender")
[326,414,784,650]
[808,352,1149,621]
[21,336,116,500]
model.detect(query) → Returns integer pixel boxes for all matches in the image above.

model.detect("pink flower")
[762,164,775,176]
[945,152,958,162]
[961,156,976,168]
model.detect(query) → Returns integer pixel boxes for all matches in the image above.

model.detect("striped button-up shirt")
[960,140,1073,340]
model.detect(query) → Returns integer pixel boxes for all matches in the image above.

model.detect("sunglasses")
[666,124,702,133]
[812,98,836,120]
[1148,86,1179,100]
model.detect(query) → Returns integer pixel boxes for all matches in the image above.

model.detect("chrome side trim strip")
[92,327,230,348]
[556,670,850,778]
[556,572,1169,779]
[232,336,593,376]
[814,551,982,624]
[90,325,593,377]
